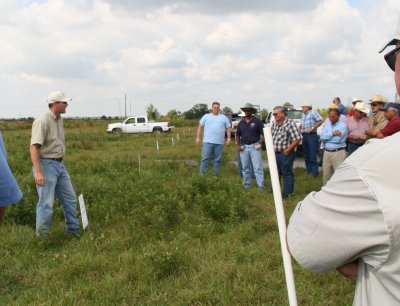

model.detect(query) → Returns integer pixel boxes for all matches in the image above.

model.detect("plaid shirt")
[272,117,302,152]
[301,110,323,133]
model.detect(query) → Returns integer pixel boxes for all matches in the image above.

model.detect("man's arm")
[30,144,45,186]
[284,138,301,155]
[196,125,204,145]
[226,127,232,146]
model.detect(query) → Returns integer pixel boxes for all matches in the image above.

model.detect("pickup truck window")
[126,118,136,124]
[137,117,146,124]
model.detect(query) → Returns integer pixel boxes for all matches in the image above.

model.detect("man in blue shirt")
[320,108,348,185]
[196,102,232,176]
[300,103,324,177]
[235,103,265,189]
[0,131,23,220]
[332,97,348,116]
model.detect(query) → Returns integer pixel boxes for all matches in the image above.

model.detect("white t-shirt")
[287,134,400,306]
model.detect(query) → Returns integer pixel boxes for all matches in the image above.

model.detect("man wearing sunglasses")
[366,95,388,138]
[30,91,80,236]
[287,16,400,305]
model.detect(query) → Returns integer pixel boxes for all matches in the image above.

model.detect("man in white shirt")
[287,16,400,305]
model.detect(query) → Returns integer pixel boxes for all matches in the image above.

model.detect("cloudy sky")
[1,0,400,118]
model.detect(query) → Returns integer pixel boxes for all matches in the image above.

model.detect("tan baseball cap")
[47,91,71,104]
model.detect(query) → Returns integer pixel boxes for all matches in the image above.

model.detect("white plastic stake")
[156,141,159,151]
[138,154,141,172]
[78,194,89,230]
[172,137,175,145]
[263,126,298,306]
[177,133,180,141]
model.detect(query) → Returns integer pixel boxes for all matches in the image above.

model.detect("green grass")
[0,120,354,305]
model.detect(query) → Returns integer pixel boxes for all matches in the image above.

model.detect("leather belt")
[44,157,63,162]
[325,147,345,152]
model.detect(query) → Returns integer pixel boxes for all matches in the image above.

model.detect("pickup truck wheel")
[113,128,122,136]
[153,127,162,133]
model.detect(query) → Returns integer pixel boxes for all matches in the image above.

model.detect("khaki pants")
[322,149,347,185]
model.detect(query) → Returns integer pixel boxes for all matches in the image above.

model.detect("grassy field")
[0,119,354,305]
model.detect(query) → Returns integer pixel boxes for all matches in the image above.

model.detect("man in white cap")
[287,16,400,305]
[299,103,323,177]
[30,91,80,236]
[344,102,369,155]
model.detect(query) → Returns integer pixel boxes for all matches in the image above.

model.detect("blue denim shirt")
[0,131,23,206]
[320,120,348,150]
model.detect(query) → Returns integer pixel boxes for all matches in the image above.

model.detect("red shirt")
[381,118,400,137]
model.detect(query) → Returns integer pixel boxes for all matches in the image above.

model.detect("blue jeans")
[237,151,255,178]
[34,159,80,235]
[199,143,224,176]
[302,133,319,176]
[276,150,296,197]
[347,142,364,155]
[240,144,264,188]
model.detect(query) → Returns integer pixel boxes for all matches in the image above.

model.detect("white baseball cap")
[47,91,72,104]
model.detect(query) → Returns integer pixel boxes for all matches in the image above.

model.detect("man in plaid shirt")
[271,106,302,198]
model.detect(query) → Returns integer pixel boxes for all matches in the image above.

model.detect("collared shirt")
[271,117,301,152]
[287,132,400,305]
[0,131,23,206]
[31,110,65,158]
[344,116,369,143]
[337,103,348,116]
[381,117,400,137]
[368,111,388,130]
[236,117,264,144]
[301,110,323,133]
[199,113,231,145]
[320,119,348,150]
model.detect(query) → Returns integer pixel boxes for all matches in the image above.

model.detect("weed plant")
[0,120,354,305]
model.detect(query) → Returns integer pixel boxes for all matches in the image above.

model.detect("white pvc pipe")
[263,126,298,306]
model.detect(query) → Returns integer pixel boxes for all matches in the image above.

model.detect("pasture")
[0,119,354,305]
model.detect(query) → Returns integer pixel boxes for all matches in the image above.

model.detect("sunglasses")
[272,113,278,116]
[384,46,400,71]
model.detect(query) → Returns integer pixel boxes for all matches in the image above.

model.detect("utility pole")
[125,93,127,118]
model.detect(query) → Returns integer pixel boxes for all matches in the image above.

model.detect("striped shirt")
[301,110,323,133]
[272,118,302,152]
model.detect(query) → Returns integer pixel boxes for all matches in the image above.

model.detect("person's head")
[211,101,220,115]
[47,91,71,116]
[369,94,388,113]
[380,17,400,95]
[301,103,312,114]
[328,108,340,124]
[381,102,400,121]
[273,106,287,123]
[351,97,362,106]
[353,102,369,119]
[332,97,341,105]
[240,103,257,118]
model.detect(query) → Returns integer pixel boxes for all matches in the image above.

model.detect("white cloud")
[1,0,400,118]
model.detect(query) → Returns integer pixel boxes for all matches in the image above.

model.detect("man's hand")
[336,261,358,280]
[35,172,45,186]
[226,139,232,146]
[196,138,201,145]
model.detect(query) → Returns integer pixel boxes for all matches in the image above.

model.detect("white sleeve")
[287,161,389,273]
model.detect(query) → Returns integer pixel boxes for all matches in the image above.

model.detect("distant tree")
[260,108,268,120]
[146,104,160,120]
[101,115,107,120]
[283,101,294,109]
[222,106,233,114]
[183,103,209,119]
[166,109,180,120]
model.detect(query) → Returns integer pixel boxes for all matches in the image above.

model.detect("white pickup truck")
[107,116,173,134]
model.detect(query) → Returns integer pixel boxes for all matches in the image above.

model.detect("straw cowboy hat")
[369,95,388,104]
[240,103,257,112]
[354,102,369,114]
[300,103,312,108]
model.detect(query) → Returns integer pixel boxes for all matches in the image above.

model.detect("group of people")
[196,16,400,304]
